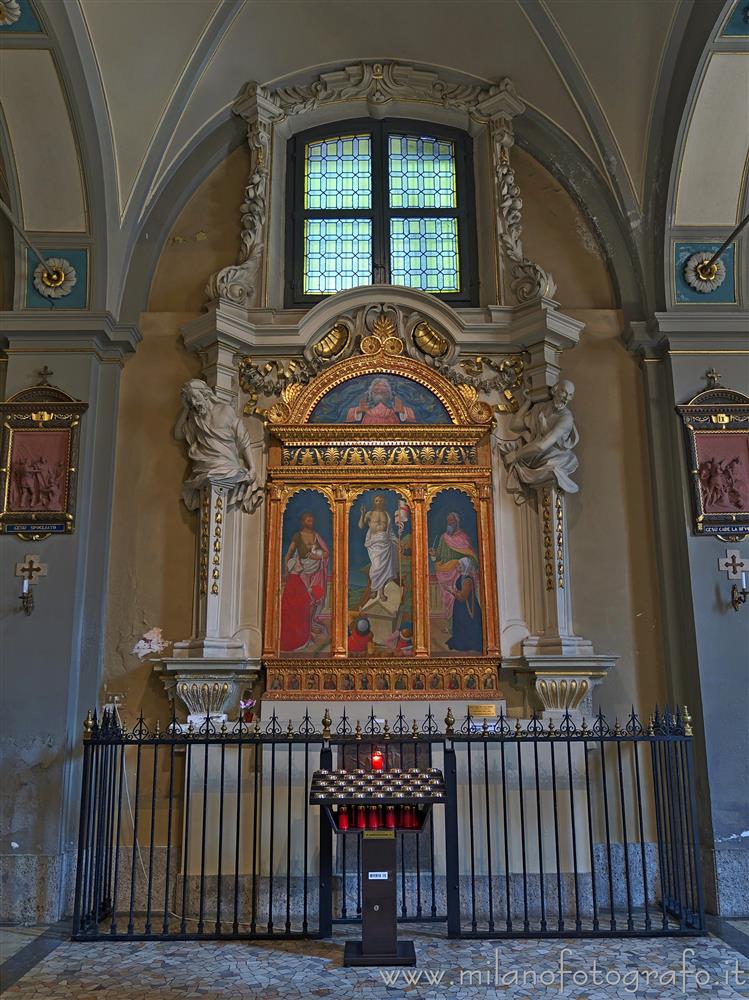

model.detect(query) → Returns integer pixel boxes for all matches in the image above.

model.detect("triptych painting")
[278,486,483,658]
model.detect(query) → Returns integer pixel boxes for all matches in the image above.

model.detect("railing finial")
[682,704,693,737]
[444,707,455,736]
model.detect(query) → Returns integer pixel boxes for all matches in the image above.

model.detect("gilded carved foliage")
[237,302,524,423]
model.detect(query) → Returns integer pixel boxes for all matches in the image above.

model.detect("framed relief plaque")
[0,380,88,539]
[676,378,749,536]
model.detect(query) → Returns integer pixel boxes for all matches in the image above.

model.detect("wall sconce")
[14,553,47,616]
[19,576,34,616]
[732,571,749,611]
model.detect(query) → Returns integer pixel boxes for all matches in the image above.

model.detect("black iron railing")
[72,704,704,941]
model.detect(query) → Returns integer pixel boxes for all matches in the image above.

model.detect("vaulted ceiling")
[0,0,746,318]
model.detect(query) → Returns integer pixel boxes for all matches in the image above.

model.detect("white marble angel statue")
[174,379,263,512]
[496,379,579,503]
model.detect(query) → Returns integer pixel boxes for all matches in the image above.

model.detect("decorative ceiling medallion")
[683,252,727,294]
[0,0,21,26]
[32,257,77,299]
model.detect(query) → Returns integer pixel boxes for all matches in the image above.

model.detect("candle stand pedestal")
[309,767,445,967]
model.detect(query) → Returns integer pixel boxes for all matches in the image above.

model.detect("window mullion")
[371,121,387,284]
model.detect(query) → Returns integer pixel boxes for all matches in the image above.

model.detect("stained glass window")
[390,218,460,292]
[304,134,371,210]
[303,219,372,295]
[287,119,476,305]
[388,135,456,209]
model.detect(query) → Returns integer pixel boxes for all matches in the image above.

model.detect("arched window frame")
[284,117,479,308]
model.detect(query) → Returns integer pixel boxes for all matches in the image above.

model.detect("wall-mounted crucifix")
[14,554,47,616]
[718,549,748,580]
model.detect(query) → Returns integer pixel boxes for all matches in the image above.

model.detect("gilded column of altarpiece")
[259,325,502,699]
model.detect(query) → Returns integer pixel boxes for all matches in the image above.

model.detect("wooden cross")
[14,554,48,585]
[37,366,54,386]
[718,549,749,580]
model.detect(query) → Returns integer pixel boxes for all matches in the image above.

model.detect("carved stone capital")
[512,657,617,719]
[155,657,262,721]
[232,81,284,127]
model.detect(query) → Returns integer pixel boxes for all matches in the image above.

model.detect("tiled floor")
[1,924,749,999]
[0,926,48,964]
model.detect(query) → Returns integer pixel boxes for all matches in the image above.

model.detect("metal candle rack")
[309,765,446,967]
[309,766,446,833]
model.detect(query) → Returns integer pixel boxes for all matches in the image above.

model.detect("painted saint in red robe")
[280,512,330,651]
[345,377,416,424]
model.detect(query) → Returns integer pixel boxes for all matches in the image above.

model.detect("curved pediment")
[264,324,494,430]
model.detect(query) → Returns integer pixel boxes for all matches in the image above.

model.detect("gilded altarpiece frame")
[261,332,501,699]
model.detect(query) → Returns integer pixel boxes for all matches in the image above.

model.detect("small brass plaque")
[363,830,395,840]
[468,704,497,717]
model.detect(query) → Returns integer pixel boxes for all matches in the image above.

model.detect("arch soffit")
[663,0,749,310]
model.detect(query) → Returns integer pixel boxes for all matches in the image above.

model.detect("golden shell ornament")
[412,321,449,358]
[313,323,350,359]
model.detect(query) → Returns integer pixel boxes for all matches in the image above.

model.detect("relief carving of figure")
[174,379,263,512]
[497,379,579,503]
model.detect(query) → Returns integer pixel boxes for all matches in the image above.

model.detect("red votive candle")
[356,805,367,829]
[385,805,396,829]
[371,749,384,771]
[338,805,349,831]
[367,805,380,829]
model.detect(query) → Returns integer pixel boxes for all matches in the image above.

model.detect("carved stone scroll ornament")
[174,379,264,512]
[207,66,554,308]
[272,62,491,118]
[205,86,279,305]
[496,379,579,503]
[490,116,557,303]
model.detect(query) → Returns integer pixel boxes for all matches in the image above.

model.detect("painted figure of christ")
[358,493,399,607]
[280,512,330,651]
